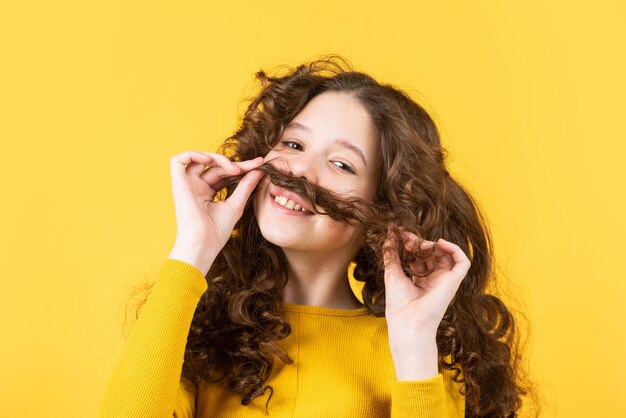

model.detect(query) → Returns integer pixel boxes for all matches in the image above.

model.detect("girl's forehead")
[285,93,379,160]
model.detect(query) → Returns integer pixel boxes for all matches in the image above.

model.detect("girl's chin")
[257,227,307,250]
[257,224,357,254]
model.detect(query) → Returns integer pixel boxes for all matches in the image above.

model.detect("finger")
[396,231,436,274]
[400,233,438,254]
[408,247,437,277]
[170,151,239,177]
[235,156,265,169]
[190,153,241,176]
[199,165,236,186]
[399,231,419,252]
[199,157,264,185]
[225,169,266,218]
[382,227,405,278]
[436,239,471,278]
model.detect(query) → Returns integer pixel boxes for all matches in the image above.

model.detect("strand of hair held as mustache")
[257,163,382,226]
[222,161,441,279]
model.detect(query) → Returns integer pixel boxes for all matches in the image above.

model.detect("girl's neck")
[280,248,364,309]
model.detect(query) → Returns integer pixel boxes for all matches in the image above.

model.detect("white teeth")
[273,194,307,212]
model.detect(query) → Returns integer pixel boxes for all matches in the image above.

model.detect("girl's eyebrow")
[335,139,368,168]
[285,121,368,167]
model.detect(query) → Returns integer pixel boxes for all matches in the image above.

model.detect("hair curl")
[128,55,541,417]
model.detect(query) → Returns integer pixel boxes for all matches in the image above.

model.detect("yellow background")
[1,1,624,416]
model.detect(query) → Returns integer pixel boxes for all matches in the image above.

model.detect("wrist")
[389,335,439,381]
[168,242,218,276]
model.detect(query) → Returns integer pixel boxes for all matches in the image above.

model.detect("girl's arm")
[383,229,471,417]
[98,151,265,417]
[98,258,208,418]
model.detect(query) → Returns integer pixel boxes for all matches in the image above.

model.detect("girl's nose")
[287,153,318,184]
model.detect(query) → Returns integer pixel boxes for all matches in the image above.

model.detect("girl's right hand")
[167,150,265,274]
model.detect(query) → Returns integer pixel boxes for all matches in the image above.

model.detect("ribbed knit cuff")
[390,373,446,416]
[157,258,208,297]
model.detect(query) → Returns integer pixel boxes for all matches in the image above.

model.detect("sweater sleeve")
[390,366,465,418]
[98,259,209,418]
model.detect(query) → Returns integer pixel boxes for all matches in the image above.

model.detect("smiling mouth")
[269,192,314,215]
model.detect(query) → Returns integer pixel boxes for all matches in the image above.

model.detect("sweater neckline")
[280,302,370,316]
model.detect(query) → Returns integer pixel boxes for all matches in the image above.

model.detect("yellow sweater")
[98,258,465,417]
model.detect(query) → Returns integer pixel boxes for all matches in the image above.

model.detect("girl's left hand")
[382,227,471,338]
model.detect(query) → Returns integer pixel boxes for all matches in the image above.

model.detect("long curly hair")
[128,55,541,417]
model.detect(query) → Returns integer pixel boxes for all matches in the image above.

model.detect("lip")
[269,185,315,216]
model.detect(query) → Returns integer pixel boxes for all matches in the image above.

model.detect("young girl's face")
[253,91,379,256]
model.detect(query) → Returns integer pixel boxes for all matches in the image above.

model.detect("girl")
[99,56,536,417]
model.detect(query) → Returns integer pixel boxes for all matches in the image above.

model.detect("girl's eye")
[281,140,303,151]
[332,160,356,174]
[280,140,355,174]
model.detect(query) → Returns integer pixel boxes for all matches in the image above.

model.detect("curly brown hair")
[128,55,541,417]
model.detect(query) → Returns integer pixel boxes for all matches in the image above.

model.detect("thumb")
[382,227,406,280]
[226,169,265,218]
